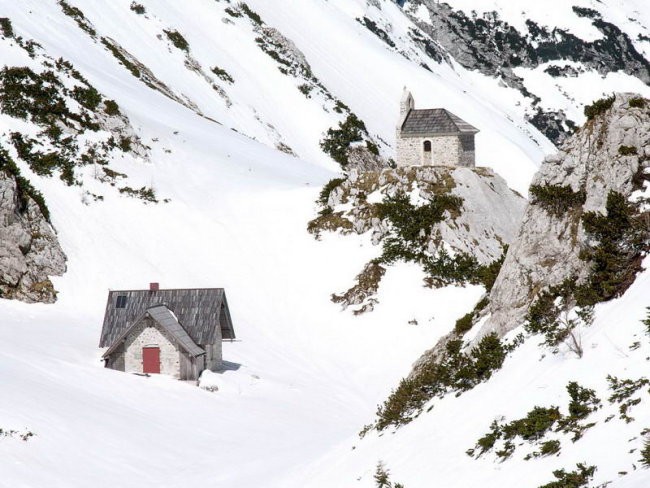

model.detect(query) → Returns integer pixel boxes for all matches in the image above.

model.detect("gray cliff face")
[0,173,66,303]
[396,1,650,144]
[478,93,650,338]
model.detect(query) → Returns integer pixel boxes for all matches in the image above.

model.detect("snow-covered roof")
[99,288,235,348]
[400,108,479,137]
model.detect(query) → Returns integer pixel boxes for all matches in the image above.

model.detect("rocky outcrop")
[401,1,650,144]
[477,93,650,339]
[0,170,66,303]
[310,165,526,313]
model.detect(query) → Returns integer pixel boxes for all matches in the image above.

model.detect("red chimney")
[149,282,159,291]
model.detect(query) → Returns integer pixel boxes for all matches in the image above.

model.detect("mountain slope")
[0,2,649,488]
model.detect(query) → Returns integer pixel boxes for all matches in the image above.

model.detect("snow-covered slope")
[0,1,649,488]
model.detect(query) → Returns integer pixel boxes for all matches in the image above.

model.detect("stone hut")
[396,89,479,167]
[99,284,235,381]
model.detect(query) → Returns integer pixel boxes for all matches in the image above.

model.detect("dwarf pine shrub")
[320,113,368,168]
[584,95,615,120]
[629,97,646,108]
[0,17,13,38]
[164,29,189,52]
[529,184,586,217]
[641,438,650,467]
[538,463,596,488]
[375,333,506,430]
[619,145,638,156]
[0,146,51,221]
[130,2,145,14]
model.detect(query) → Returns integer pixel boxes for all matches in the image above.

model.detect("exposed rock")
[0,171,66,303]
[401,1,650,144]
[478,93,650,339]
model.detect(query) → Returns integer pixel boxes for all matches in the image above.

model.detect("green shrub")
[0,146,50,222]
[584,95,615,120]
[0,67,67,124]
[317,177,345,207]
[619,145,638,156]
[641,438,650,467]
[211,66,234,84]
[72,85,102,110]
[240,3,263,25]
[224,7,242,18]
[164,29,189,52]
[0,17,14,38]
[629,97,646,108]
[538,463,596,488]
[607,375,650,423]
[375,333,506,430]
[501,407,562,442]
[104,99,120,116]
[454,312,474,335]
[320,113,368,168]
[119,185,158,203]
[643,307,650,335]
[101,37,141,78]
[566,382,600,420]
[538,439,561,457]
[576,191,648,306]
[58,0,96,37]
[129,2,145,14]
[529,184,586,217]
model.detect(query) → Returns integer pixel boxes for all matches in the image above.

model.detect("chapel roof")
[401,108,479,137]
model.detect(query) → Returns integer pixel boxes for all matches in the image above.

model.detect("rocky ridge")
[309,165,525,313]
[477,92,650,339]
[0,160,66,303]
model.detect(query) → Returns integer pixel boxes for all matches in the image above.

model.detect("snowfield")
[0,1,649,487]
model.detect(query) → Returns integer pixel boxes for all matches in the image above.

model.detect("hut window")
[116,295,128,308]
[423,140,432,152]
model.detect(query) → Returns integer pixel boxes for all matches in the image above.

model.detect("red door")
[142,347,160,374]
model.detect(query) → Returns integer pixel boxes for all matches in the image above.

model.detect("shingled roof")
[99,288,235,348]
[102,305,205,358]
[400,108,479,137]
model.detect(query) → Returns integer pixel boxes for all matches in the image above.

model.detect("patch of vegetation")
[320,114,368,168]
[529,184,586,218]
[317,177,345,208]
[618,145,638,156]
[72,85,101,110]
[129,2,145,14]
[164,29,189,52]
[641,437,650,467]
[240,3,263,25]
[584,95,615,120]
[119,185,158,203]
[298,83,313,97]
[455,297,489,335]
[0,17,14,38]
[224,7,242,18]
[0,428,35,442]
[576,191,648,306]
[375,333,506,430]
[307,210,353,238]
[374,462,405,488]
[470,382,600,461]
[101,37,141,78]
[103,99,120,116]
[0,67,67,125]
[10,132,77,186]
[643,307,650,336]
[525,280,594,357]
[331,261,386,315]
[607,375,650,423]
[629,97,646,108]
[537,463,596,488]
[58,0,96,37]
[0,146,51,222]
[211,66,234,84]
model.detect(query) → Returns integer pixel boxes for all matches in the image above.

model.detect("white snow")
[0,1,649,487]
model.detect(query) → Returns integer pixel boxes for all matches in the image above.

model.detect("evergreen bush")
[529,184,586,217]
[164,29,189,52]
[0,17,13,38]
[629,97,646,108]
[618,145,638,156]
[584,95,615,120]
[641,438,650,468]
[320,113,368,168]
[538,463,596,488]
[129,2,145,14]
